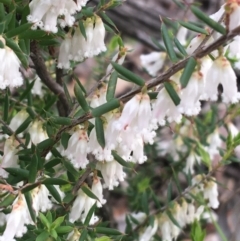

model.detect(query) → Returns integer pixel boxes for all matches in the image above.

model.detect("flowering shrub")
[0,0,240,240]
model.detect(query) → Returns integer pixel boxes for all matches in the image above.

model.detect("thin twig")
[30,41,70,116]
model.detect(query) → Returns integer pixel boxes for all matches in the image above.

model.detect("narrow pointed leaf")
[95,117,105,148]
[15,117,32,134]
[164,82,181,106]
[39,212,50,229]
[22,182,40,193]
[79,20,87,40]
[106,71,118,101]
[55,226,73,234]
[81,186,99,201]
[112,62,145,86]
[95,227,123,235]
[191,6,226,35]
[51,216,65,229]
[37,139,55,150]
[79,229,88,241]
[36,231,49,241]
[6,22,32,38]
[0,193,16,208]
[166,210,182,229]
[74,84,89,112]
[92,99,120,117]
[28,154,38,183]
[112,151,131,168]
[51,116,72,125]
[174,37,187,56]
[4,168,29,178]
[179,21,209,35]
[84,202,97,226]
[45,185,62,203]
[61,132,71,150]
[25,192,36,222]
[161,23,178,62]
[180,57,197,88]
[42,178,69,185]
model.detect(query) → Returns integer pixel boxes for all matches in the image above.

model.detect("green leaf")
[106,71,118,101]
[4,167,29,178]
[174,37,187,56]
[191,220,206,241]
[161,23,178,62]
[45,185,62,203]
[44,158,61,169]
[28,154,38,183]
[3,90,9,122]
[92,99,120,117]
[22,183,40,194]
[39,212,50,229]
[63,81,73,106]
[61,132,71,150]
[167,181,172,202]
[95,237,111,241]
[180,57,197,88]
[6,22,32,38]
[55,226,73,234]
[191,6,226,35]
[112,151,131,168]
[164,82,181,106]
[79,229,88,241]
[95,227,123,235]
[0,193,16,208]
[50,229,58,239]
[51,216,65,229]
[51,116,72,126]
[84,202,97,226]
[61,158,79,178]
[81,186,99,201]
[79,21,87,40]
[100,12,117,30]
[74,84,89,112]
[15,116,32,134]
[179,21,209,35]
[37,138,55,150]
[141,192,149,215]
[112,62,145,86]
[95,117,105,148]
[25,192,36,222]
[42,178,69,185]
[19,80,35,101]
[36,231,49,241]
[196,143,211,168]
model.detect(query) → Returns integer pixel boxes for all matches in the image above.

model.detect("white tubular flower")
[0,37,23,89]
[0,136,19,178]
[0,194,33,241]
[90,16,106,56]
[70,28,84,62]
[28,120,48,145]
[183,152,201,175]
[140,52,166,76]
[69,189,98,224]
[204,130,222,158]
[204,179,219,209]
[82,18,94,58]
[210,4,225,22]
[227,122,239,137]
[186,34,213,55]
[158,214,175,241]
[76,0,89,10]
[31,76,44,97]
[139,219,158,241]
[115,93,152,131]
[186,203,204,224]
[152,88,182,126]
[64,128,89,169]
[96,160,126,190]
[28,0,79,32]
[229,36,240,57]
[179,72,204,116]
[9,110,29,132]
[203,56,240,103]
[176,26,188,45]
[32,185,53,214]
[91,176,106,207]
[227,1,240,31]
[0,213,6,227]
[57,35,72,69]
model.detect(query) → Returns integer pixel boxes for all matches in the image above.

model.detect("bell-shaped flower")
[91,176,106,207]
[152,87,182,126]
[0,194,33,241]
[183,152,201,174]
[0,136,19,178]
[96,160,126,190]
[64,127,89,169]
[57,35,72,69]
[139,218,158,241]
[28,120,48,145]
[226,1,240,31]
[203,56,240,103]
[203,179,219,209]
[178,72,204,116]
[140,52,166,76]
[0,37,23,89]
[9,110,29,132]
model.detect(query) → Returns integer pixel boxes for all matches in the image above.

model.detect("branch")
[30,41,69,116]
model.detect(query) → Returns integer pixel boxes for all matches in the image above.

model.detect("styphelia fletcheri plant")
[0,0,240,240]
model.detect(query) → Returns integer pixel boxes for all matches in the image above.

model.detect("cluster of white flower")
[27,0,89,33]
[69,175,105,224]
[57,16,106,69]
[0,37,23,90]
